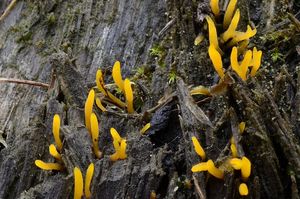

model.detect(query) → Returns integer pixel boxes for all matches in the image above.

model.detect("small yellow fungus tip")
[110,128,127,161]
[112,61,124,91]
[95,98,107,112]
[228,25,257,46]
[190,85,211,96]
[85,163,94,199]
[191,159,224,179]
[124,78,134,113]
[223,0,238,29]
[209,45,224,78]
[239,122,246,134]
[35,160,63,171]
[90,113,102,159]
[230,143,238,157]
[230,156,251,180]
[74,167,84,199]
[191,136,206,160]
[250,47,263,77]
[206,16,221,53]
[239,183,249,196]
[194,34,205,46]
[49,144,62,161]
[85,89,95,132]
[210,0,220,17]
[221,9,240,42]
[230,47,252,81]
[53,114,62,151]
[140,123,151,135]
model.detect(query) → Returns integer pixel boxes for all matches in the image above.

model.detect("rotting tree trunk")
[0,0,300,199]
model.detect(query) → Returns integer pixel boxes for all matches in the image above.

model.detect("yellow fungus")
[52,114,62,151]
[237,39,249,53]
[140,123,151,134]
[221,9,240,42]
[230,158,243,169]
[190,85,211,96]
[112,61,124,91]
[110,128,127,161]
[230,156,251,180]
[74,167,84,199]
[191,136,206,160]
[110,128,122,143]
[124,78,134,113]
[119,139,127,159]
[95,97,107,112]
[85,163,94,199]
[230,47,252,81]
[250,47,263,77]
[90,113,102,159]
[210,0,220,17]
[35,160,63,171]
[49,144,62,161]
[239,122,246,134]
[206,16,221,53]
[207,160,224,179]
[191,162,208,172]
[239,183,249,196]
[228,25,257,46]
[208,45,224,78]
[194,34,205,46]
[230,143,238,157]
[85,89,95,133]
[223,0,238,29]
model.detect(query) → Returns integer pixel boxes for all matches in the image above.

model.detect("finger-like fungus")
[85,89,95,132]
[124,78,134,113]
[85,163,94,199]
[206,16,221,53]
[74,167,84,199]
[230,142,238,158]
[194,34,205,46]
[228,25,257,46]
[209,45,224,78]
[230,156,251,180]
[110,128,127,161]
[190,85,211,96]
[250,47,263,77]
[192,159,224,179]
[210,0,220,17]
[53,114,62,151]
[140,123,151,135]
[239,183,249,196]
[239,122,246,134]
[221,9,240,42]
[35,160,63,171]
[223,0,238,29]
[49,144,62,161]
[230,47,252,81]
[112,61,124,91]
[95,97,107,112]
[90,113,102,159]
[191,136,206,160]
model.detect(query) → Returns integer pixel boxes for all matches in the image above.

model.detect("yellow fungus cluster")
[73,163,94,199]
[95,61,135,113]
[35,114,64,171]
[191,136,224,179]
[206,0,262,81]
[110,128,127,161]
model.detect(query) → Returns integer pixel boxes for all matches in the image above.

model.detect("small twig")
[0,78,50,88]
[192,175,206,199]
[0,0,18,22]
[288,12,300,32]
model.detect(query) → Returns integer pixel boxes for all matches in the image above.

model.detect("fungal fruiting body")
[49,144,62,161]
[53,114,62,151]
[191,136,206,160]
[35,160,63,171]
[110,128,127,161]
[239,183,249,196]
[250,47,263,77]
[74,167,84,199]
[140,123,151,135]
[90,113,102,159]
[124,78,134,113]
[190,85,211,96]
[208,45,224,78]
[112,61,124,91]
[206,16,221,53]
[223,0,238,29]
[85,89,95,133]
[239,122,246,133]
[85,163,95,199]
[221,9,240,42]
[192,159,224,179]
[230,156,251,180]
[230,47,252,81]
[210,0,220,17]
[95,97,107,112]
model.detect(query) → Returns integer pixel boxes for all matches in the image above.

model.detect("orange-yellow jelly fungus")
[112,61,124,91]
[239,183,249,196]
[221,9,240,42]
[208,45,224,78]
[230,47,252,81]
[230,156,251,180]
[90,113,102,159]
[250,47,263,77]
[110,128,127,161]
[85,163,94,199]
[192,159,224,179]
[228,25,257,46]
[95,97,107,112]
[85,89,95,133]
[35,160,63,171]
[124,78,134,113]
[49,144,62,161]
[223,0,238,29]
[206,16,221,53]
[74,167,84,199]
[210,0,220,17]
[140,123,151,135]
[191,136,206,160]
[53,114,62,151]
